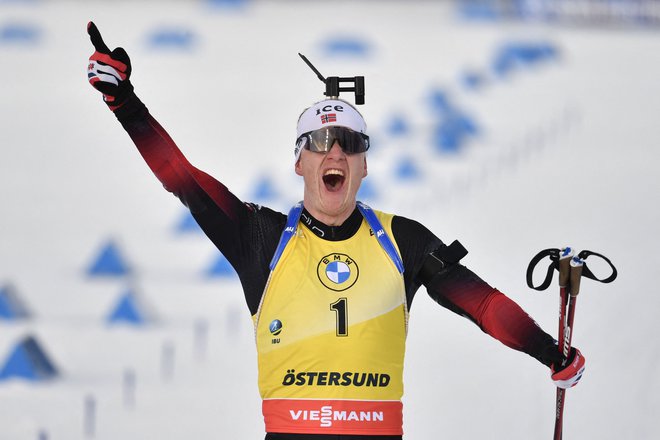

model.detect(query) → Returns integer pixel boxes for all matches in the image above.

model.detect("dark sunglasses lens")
[308,128,368,154]
[308,130,333,152]
[341,130,369,153]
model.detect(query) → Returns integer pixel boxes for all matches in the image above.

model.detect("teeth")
[324,169,344,177]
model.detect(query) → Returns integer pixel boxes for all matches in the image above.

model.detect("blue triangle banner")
[106,289,150,325]
[0,284,31,320]
[322,37,371,58]
[251,175,279,202]
[86,240,131,277]
[386,114,410,137]
[0,335,58,381]
[147,27,196,51]
[0,22,42,45]
[357,179,378,202]
[395,157,422,180]
[206,0,249,8]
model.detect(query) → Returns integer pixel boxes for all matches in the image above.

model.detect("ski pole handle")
[569,256,584,297]
[558,247,573,288]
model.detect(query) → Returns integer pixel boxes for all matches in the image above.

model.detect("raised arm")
[85,22,248,263]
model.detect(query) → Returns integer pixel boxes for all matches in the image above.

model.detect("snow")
[1,1,658,439]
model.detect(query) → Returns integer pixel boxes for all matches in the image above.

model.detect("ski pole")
[526,247,617,440]
[553,248,573,440]
[554,254,583,440]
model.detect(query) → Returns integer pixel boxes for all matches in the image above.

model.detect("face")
[295,141,368,226]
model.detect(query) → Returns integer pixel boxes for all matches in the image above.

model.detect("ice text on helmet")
[316,105,344,115]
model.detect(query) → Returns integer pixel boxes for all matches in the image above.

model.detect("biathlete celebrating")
[86,22,585,440]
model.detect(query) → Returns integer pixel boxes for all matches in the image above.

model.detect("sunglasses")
[296,127,370,155]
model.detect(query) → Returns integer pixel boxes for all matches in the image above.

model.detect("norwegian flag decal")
[320,113,337,124]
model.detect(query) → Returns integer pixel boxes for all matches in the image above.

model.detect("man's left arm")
[424,263,555,363]
[391,216,584,388]
[422,256,585,389]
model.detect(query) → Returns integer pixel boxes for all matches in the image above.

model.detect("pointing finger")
[87,21,110,54]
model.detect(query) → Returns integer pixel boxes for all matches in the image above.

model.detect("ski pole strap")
[577,249,618,284]
[526,248,617,291]
[526,248,560,291]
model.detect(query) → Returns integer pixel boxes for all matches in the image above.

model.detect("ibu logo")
[269,319,283,336]
[317,253,359,292]
[269,319,283,344]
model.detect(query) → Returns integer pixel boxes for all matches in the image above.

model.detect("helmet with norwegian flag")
[294,98,367,161]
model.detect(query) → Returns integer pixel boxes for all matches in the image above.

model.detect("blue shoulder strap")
[269,201,404,274]
[269,202,303,271]
[356,201,404,274]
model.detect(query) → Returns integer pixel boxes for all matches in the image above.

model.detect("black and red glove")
[86,21,133,111]
[550,347,586,389]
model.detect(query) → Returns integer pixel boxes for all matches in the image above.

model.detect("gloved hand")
[550,347,585,389]
[87,21,133,111]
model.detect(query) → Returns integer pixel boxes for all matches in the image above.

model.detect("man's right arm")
[114,95,246,219]
[86,22,249,263]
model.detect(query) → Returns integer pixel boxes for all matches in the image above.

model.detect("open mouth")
[322,169,346,192]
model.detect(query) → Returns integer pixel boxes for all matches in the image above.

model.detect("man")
[86,22,585,439]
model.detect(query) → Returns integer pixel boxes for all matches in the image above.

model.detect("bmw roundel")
[326,261,351,284]
[317,253,359,291]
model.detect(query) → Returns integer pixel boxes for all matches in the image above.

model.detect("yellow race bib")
[253,207,407,435]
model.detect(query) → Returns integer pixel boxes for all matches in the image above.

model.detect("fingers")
[88,62,121,86]
[111,47,129,62]
[90,52,129,76]
[87,21,110,54]
[88,60,120,97]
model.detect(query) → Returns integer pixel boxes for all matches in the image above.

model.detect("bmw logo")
[269,319,283,336]
[326,261,351,284]
[317,253,359,291]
